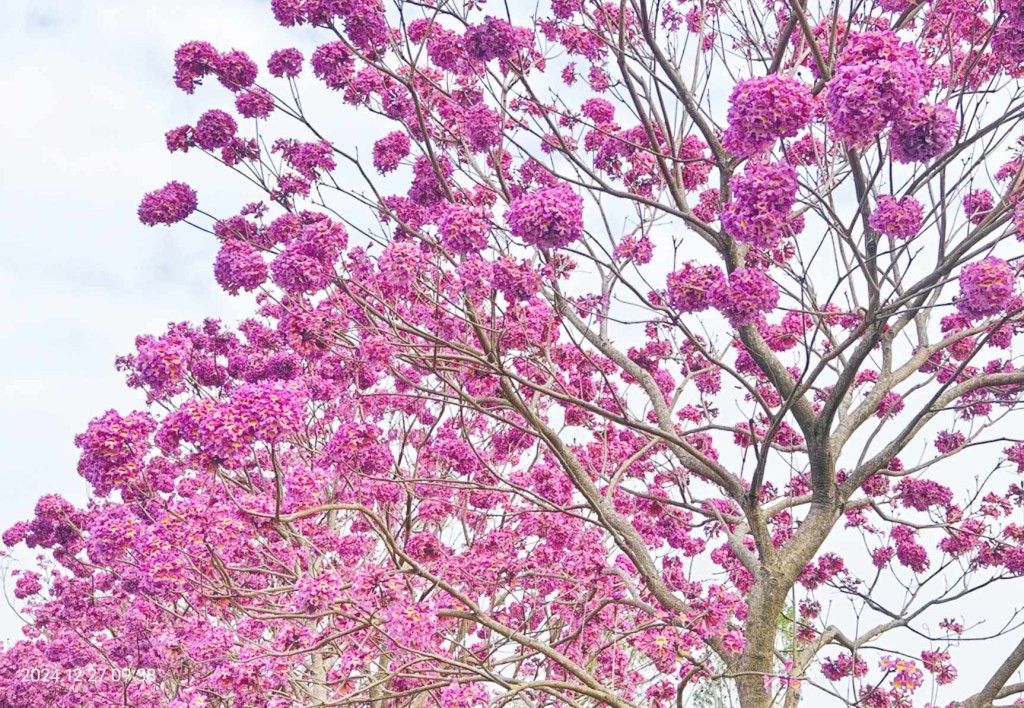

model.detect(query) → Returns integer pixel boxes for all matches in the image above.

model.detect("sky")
[0,0,297,639]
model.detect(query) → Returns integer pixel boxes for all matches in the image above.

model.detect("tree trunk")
[735,570,789,708]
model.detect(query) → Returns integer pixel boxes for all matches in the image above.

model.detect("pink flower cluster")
[173,41,257,94]
[958,256,1016,319]
[993,0,1024,66]
[194,109,238,150]
[713,268,780,326]
[506,184,585,249]
[325,422,394,476]
[311,41,355,89]
[373,131,411,174]
[214,240,268,294]
[665,262,725,313]
[268,47,303,77]
[217,49,259,90]
[13,571,43,599]
[464,17,523,63]
[235,87,275,119]
[896,477,953,511]
[722,75,814,157]
[963,189,995,224]
[826,31,930,147]
[137,181,198,226]
[271,216,348,294]
[821,653,869,680]
[721,161,799,248]
[880,656,924,692]
[892,525,930,572]
[437,203,491,255]
[613,233,654,264]
[890,103,958,163]
[133,327,193,397]
[169,381,308,461]
[273,139,336,180]
[75,410,156,496]
[868,195,924,239]
[462,104,503,152]
[408,154,453,207]
[921,649,958,685]
[439,683,491,706]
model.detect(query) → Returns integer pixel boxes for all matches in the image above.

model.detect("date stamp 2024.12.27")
[17,667,158,684]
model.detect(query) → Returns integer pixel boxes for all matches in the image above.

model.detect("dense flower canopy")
[5,1,1024,707]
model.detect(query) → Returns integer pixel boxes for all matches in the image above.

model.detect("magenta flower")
[890,103,958,163]
[194,109,238,150]
[215,49,258,91]
[173,40,218,93]
[869,195,924,240]
[721,161,799,248]
[271,0,306,26]
[164,125,192,153]
[372,131,411,174]
[666,262,726,313]
[963,189,995,225]
[722,75,814,157]
[267,48,303,78]
[138,181,198,226]
[13,572,42,599]
[712,268,780,326]
[720,630,746,654]
[311,41,355,89]
[438,203,491,255]
[957,256,1015,319]
[464,17,521,63]
[506,184,584,249]
[214,240,268,295]
[826,31,930,147]
[462,104,503,152]
[235,87,275,119]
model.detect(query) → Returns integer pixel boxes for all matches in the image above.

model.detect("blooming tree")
[6,0,1024,706]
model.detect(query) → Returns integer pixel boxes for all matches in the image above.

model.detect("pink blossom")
[173,40,219,93]
[438,203,491,255]
[373,131,411,174]
[13,572,43,599]
[963,189,995,224]
[614,234,654,264]
[666,262,725,313]
[311,41,355,89]
[712,268,780,326]
[215,49,258,91]
[722,75,814,156]
[826,31,930,147]
[869,195,924,239]
[138,181,198,226]
[721,161,799,248]
[214,240,268,294]
[267,48,303,77]
[464,18,523,63]
[235,87,275,119]
[958,256,1015,319]
[194,109,238,150]
[890,103,958,163]
[721,629,745,654]
[165,125,192,153]
[506,184,585,249]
